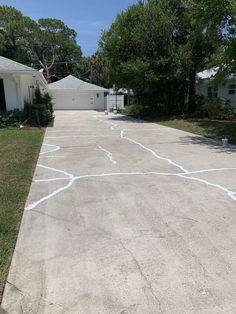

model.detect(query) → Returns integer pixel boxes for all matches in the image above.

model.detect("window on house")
[97,93,99,98]
[208,85,218,98]
[228,84,236,95]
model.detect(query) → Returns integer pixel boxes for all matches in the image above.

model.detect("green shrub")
[123,104,147,117]
[23,102,53,126]
[0,110,24,128]
[194,96,236,120]
[0,89,54,128]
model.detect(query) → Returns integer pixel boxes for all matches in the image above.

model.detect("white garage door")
[52,91,96,110]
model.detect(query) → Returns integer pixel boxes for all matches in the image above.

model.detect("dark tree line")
[99,0,236,115]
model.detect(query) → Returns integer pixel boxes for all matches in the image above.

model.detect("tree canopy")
[100,0,235,115]
[0,5,85,82]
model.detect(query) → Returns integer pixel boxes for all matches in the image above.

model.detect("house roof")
[0,56,37,73]
[197,66,236,81]
[48,75,108,92]
[0,56,48,88]
[197,67,219,79]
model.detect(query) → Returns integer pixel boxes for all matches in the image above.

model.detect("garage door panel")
[51,91,100,110]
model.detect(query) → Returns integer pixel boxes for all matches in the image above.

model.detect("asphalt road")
[2,111,236,314]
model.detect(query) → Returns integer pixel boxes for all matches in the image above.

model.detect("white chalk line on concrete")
[120,130,188,173]
[37,164,74,179]
[27,166,236,210]
[178,174,236,201]
[40,155,65,158]
[45,135,118,139]
[25,163,75,210]
[26,169,183,210]
[40,144,61,155]
[99,116,236,201]
[97,146,117,164]
[25,179,75,210]
[34,168,236,183]
[182,168,236,175]
[93,115,118,130]
[26,118,236,210]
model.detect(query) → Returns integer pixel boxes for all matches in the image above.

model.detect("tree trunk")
[45,66,50,83]
[188,66,197,113]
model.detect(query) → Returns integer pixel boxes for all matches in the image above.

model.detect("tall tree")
[100,0,235,115]
[0,6,29,64]
[87,52,110,87]
[0,6,84,82]
[25,18,83,82]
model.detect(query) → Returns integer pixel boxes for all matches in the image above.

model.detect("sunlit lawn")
[0,128,44,302]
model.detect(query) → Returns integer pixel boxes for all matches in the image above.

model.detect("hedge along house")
[0,56,48,111]
[196,67,236,106]
[48,75,108,110]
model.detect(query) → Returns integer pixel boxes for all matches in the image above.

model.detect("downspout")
[12,74,24,110]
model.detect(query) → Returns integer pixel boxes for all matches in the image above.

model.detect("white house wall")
[21,75,41,104]
[0,73,46,111]
[50,90,106,110]
[0,74,19,111]
[197,81,236,105]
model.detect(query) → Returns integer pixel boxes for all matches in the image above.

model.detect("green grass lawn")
[0,128,44,302]
[152,118,236,145]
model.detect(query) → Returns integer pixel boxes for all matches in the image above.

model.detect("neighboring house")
[48,75,108,110]
[196,67,236,106]
[0,56,47,111]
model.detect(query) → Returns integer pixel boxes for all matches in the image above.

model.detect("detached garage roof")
[48,75,108,91]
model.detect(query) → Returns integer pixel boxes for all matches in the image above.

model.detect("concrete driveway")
[2,111,236,314]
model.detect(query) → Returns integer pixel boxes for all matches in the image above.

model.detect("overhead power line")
[29,60,85,66]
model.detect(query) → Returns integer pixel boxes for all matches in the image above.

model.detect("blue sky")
[0,0,138,56]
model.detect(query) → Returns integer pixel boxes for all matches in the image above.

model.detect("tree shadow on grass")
[180,135,236,154]
[190,119,236,144]
[181,119,236,153]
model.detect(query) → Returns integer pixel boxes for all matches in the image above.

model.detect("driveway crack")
[119,240,163,313]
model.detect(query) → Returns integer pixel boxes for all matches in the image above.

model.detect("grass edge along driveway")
[152,118,236,145]
[0,127,44,303]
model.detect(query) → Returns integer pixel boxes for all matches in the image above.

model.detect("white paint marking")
[26,164,75,210]
[37,164,74,179]
[97,146,117,164]
[45,135,118,139]
[34,177,69,183]
[178,174,236,201]
[26,171,179,210]
[183,168,236,175]
[28,168,236,210]
[120,130,188,173]
[26,115,236,210]
[93,116,118,130]
[25,179,75,210]
[40,155,65,158]
[40,144,60,155]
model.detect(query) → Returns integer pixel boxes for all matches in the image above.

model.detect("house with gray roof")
[0,56,47,111]
[48,75,108,110]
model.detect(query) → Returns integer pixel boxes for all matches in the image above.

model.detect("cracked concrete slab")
[1,111,236,313]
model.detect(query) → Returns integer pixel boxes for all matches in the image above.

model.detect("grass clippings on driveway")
[0,128,44,303]
[152,118,236,145]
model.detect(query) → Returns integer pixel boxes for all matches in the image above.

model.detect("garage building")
[48,75,108,110]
